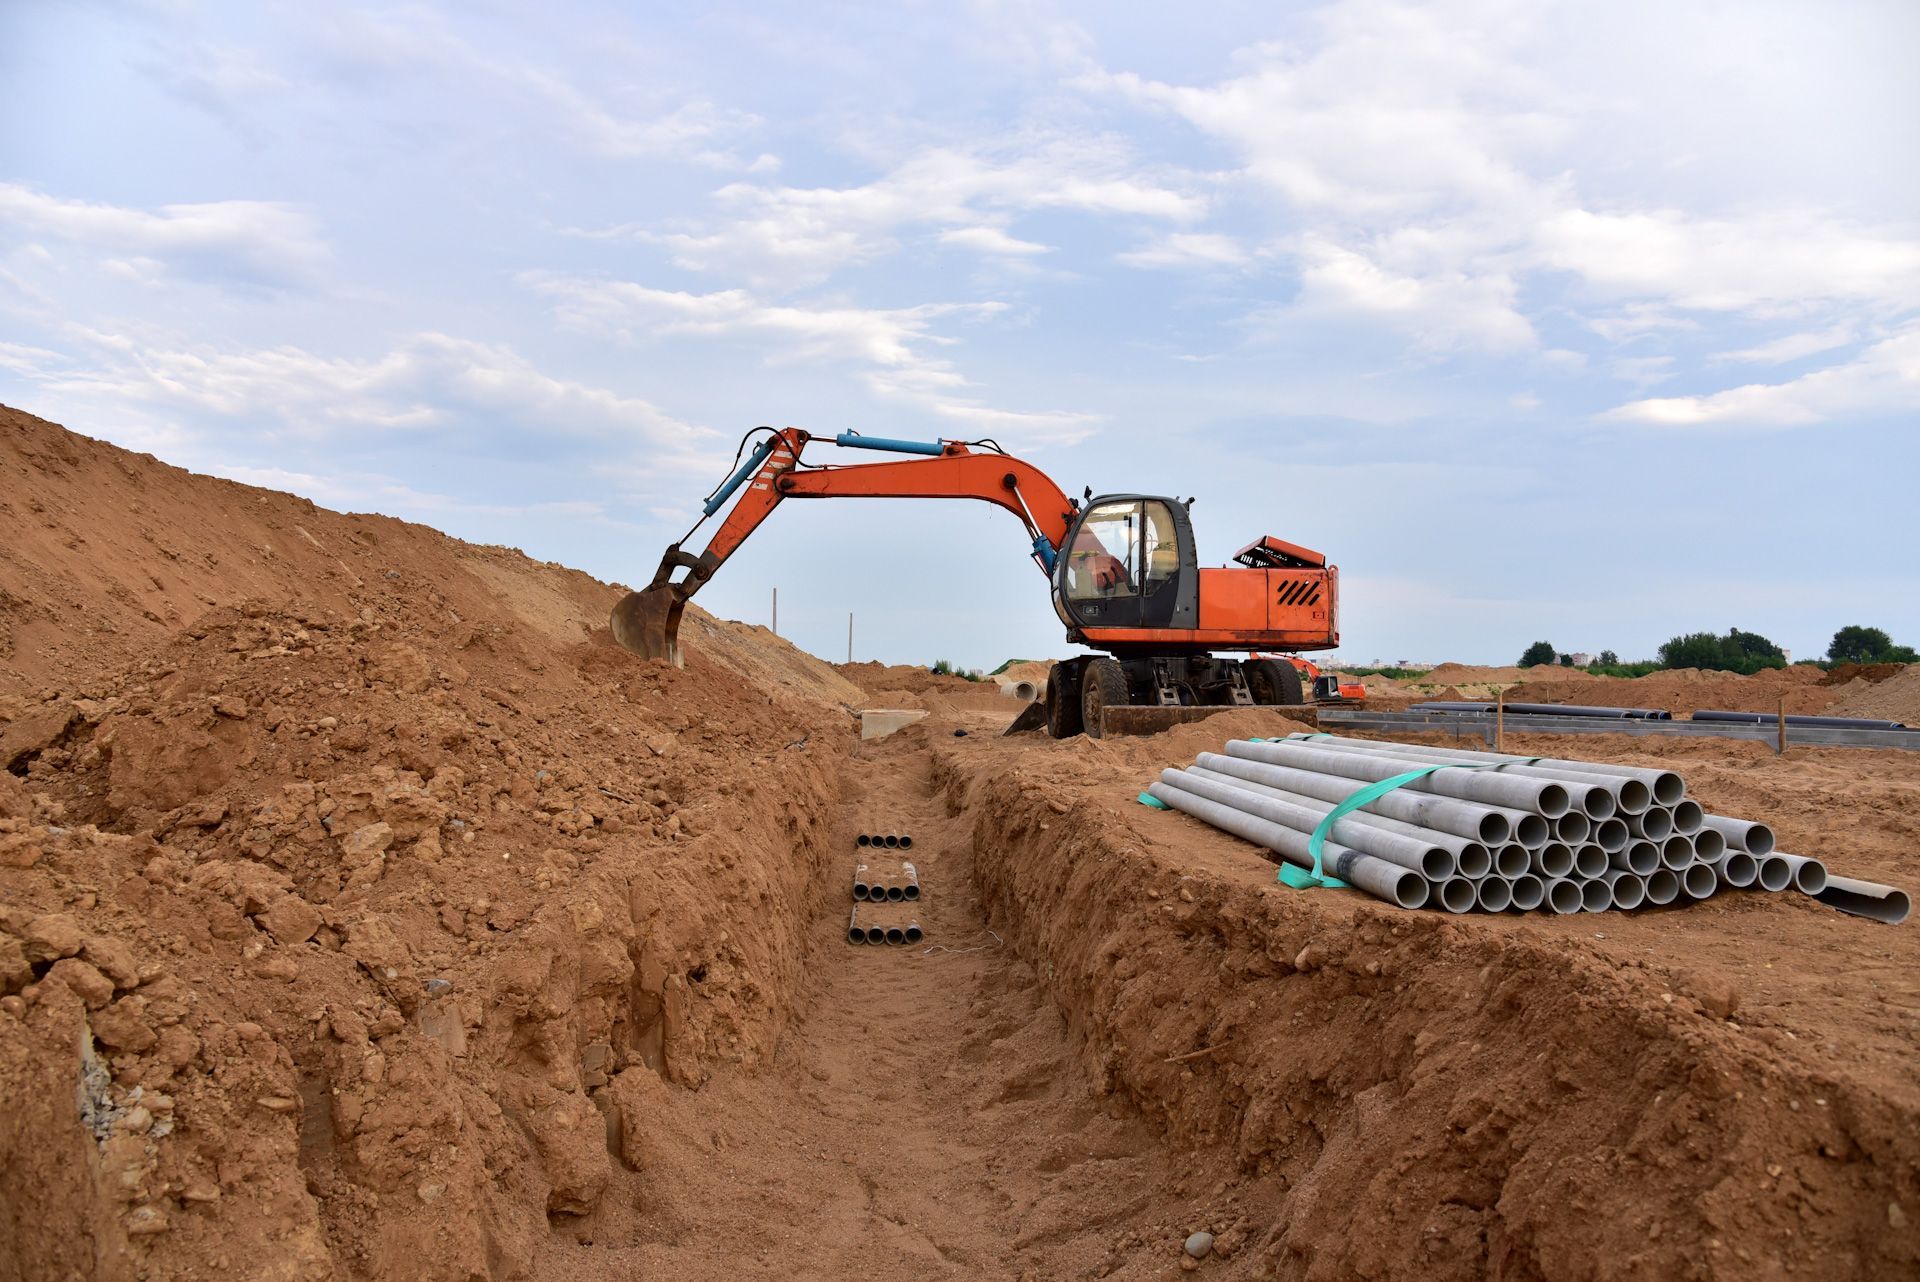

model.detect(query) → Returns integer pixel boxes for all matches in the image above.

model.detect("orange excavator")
[611,427,1341,738]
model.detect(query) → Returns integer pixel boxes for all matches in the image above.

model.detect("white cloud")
[1606,328,1920,426]
[1285,239,1535,352]
[939,226,1052,256]
[0,183,326,287]
[1713,325,1857,365]
[522,273,1102,443]
[1117,233,1248,270]
[629,141,1203,286]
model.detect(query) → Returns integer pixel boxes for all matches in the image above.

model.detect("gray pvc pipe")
[1592,818,1628,854]
[1615,840,1659,875]
[1700,815,1774,856]
[1228,740,1573,819]
[1508,873,1545,911]
[853,864,872,901]
[1755,855,1791,892]
[847,908,865,944]
[1580,878,1613,913]
[1544,878,1583,914]
[1161,769,1454,879]
[1682,863,1718,899]
[1573,845,1608,878]
[1197,752,1525,844]
[884,925,906,945]
[904,922,924,944]
[865,925,888,944]
[1813,875,1910,925]
[1475,877,1513,912]
[1289,739,1631,818]
[1670,799,1703,834]
[1148,781,1430,909]
[1601,869,1646,910]
[1493,843,1530,878]
[1184,766,1488,875]
[1692,827,1727,863]
[1294,735,1673,809]
[1434,876,1476,913]
[1716,852,1757,889]
[1643,868,1681,906]
[1555,811,1590,844]
[1772,852,1828,895]
[1531,842,1574,878]
[1626,807,1673,841]
[901,863,921,901]
[1660,835,1694,870]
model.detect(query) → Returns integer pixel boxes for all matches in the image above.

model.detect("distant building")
[1568,651,1594,666]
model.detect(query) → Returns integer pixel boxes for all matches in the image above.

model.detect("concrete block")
[860,709,928,740]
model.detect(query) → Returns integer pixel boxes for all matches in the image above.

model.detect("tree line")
[1517,625,1916,676]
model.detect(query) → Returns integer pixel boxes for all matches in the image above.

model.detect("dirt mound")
[0,407,856,1279]
[1423,663,1538,684]
[1819,662,1907,687]
[1509,665,1840,716]
[1825,664,1920,723]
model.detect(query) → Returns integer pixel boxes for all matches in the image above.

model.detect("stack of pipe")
[855,832,915,850]
[852,862,922,902]
[1145,735,1909,922]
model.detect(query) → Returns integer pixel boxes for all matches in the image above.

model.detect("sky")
[2,0,1917,671]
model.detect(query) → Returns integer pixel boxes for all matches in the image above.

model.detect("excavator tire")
[1244,657,1306,706]
[1079,657,1130,739]
[1045,662,1084,739]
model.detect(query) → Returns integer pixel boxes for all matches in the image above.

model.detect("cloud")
[0,183,326,288]
[1117,233,1249,270]
[1284,239,1536,352]
[939,226,1052,256]
[523,273,1102,443]
[627,140,1204,286]
[1605,327,1920,426]
[1713,325,1858,365]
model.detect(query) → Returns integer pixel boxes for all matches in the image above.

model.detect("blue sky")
[3,0,1917,670]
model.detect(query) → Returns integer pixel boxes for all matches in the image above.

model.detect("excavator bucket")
[609,584,686,666]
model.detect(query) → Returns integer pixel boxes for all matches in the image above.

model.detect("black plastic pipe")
[1411,701,1673,720]
[1689,710,1909,730]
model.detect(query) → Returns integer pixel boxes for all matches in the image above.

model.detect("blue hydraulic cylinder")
[1031,535,1057,572]
[833,432,946,456]
[702,438,778,516]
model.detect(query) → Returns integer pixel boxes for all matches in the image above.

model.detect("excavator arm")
[611,427,1077,664]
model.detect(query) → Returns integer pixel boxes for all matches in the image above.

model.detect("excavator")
[610,427,1342,738]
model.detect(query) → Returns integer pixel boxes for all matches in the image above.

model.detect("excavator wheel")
[1045,662,1084,739]
[1079,657,1130,739]
[1243,657,1305,706]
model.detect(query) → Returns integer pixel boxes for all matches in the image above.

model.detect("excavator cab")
[1051,495,1198,638]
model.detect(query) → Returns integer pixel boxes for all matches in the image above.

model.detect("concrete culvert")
[1532,842,1574,879]
[1718,852,1758,889]
[1693,827,1728,863]
[1671,799,1704,834]
[1435,877,1476,913]
[1581,878,1614,913]
[1555,812,1590,844]
[1682,863,1719,900]
[1775,852,1828,895]
[1603,870,1646,910]
[1493,843,1530,878]
[1594,818,1629,853]
[1617,840,1659,876]
[1011,680,1037,701]
[1573,844,1608,878]
[1756,855,1792,892]
[1660,835,1694,870]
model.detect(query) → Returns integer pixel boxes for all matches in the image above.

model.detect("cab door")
[1053,496,1197,633]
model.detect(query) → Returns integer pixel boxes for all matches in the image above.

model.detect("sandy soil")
[4,403,1917,1281]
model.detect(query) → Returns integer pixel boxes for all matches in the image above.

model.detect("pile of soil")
[834,661,1012,713]
[1512,665,1836,715]
[0,407,854,1279]
[1825,665,1920,724]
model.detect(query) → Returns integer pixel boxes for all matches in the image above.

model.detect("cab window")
[1066,501,1139,600]
[1141,500,1179,592]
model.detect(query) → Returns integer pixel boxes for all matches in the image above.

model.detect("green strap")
[1137,792,1168,810]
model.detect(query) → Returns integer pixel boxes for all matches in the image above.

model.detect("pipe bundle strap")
[1303,760,1526,885]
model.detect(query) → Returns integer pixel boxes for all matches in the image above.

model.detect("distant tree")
[930,659,955,676]
[1558,653,1574,666]
[1597,649,1619,667]
[1518,640,1557,667]
[1658,628,1787,675]
[1826,625,1916,666]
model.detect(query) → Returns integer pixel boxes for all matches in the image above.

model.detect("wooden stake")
[1778,695,1787,756]
[1496,686,1506,752]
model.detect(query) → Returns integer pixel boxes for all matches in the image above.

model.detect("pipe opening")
[1581,879,1613,913]
[1623,840,1659,876]
[1573,844,1608,878]
[1535,783,1572,820]
[856,834,872,847]
[899,836,914,850]
[864,925,888,944]
[1514,814,1550,849]
[904,924,924,944]
[1644,869,1681,906]
[1693,828,1727,862]
[1607,873,1646,911]
[1533,842,1574,879]
[847,926,866,944]
[1650,771,1685,807]
[903,884,921,901]
[1508,873,1545,911]
[1682,863,1718,899]
[1636,808,1673,841]
[1756,855,1791,892]
[1393,872,1431,911]
[1660,835,1693,870]
[1578,786,1616,821]
[1494,843,1530,878]
[1554,812,1590,845]
[1456,844,1493,879]
[882,834,900,849]
[1475,878,1513,912]
[1671,799,1703,834]
[885,886,905,902]
[1616,779,1652,815]
[1594,818,1629,854]
[1545,879,1582,914]
[885,926,906,945]
[1437,877,1475,914]
[1719,852,1757,888]
[1478,813,1511,844]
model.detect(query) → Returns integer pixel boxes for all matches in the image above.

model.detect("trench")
[531,723,1258,1281]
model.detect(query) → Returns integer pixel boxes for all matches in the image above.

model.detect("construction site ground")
[2,405,1916,1281]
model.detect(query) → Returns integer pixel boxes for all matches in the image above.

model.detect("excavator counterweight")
[611,427,1341,738]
